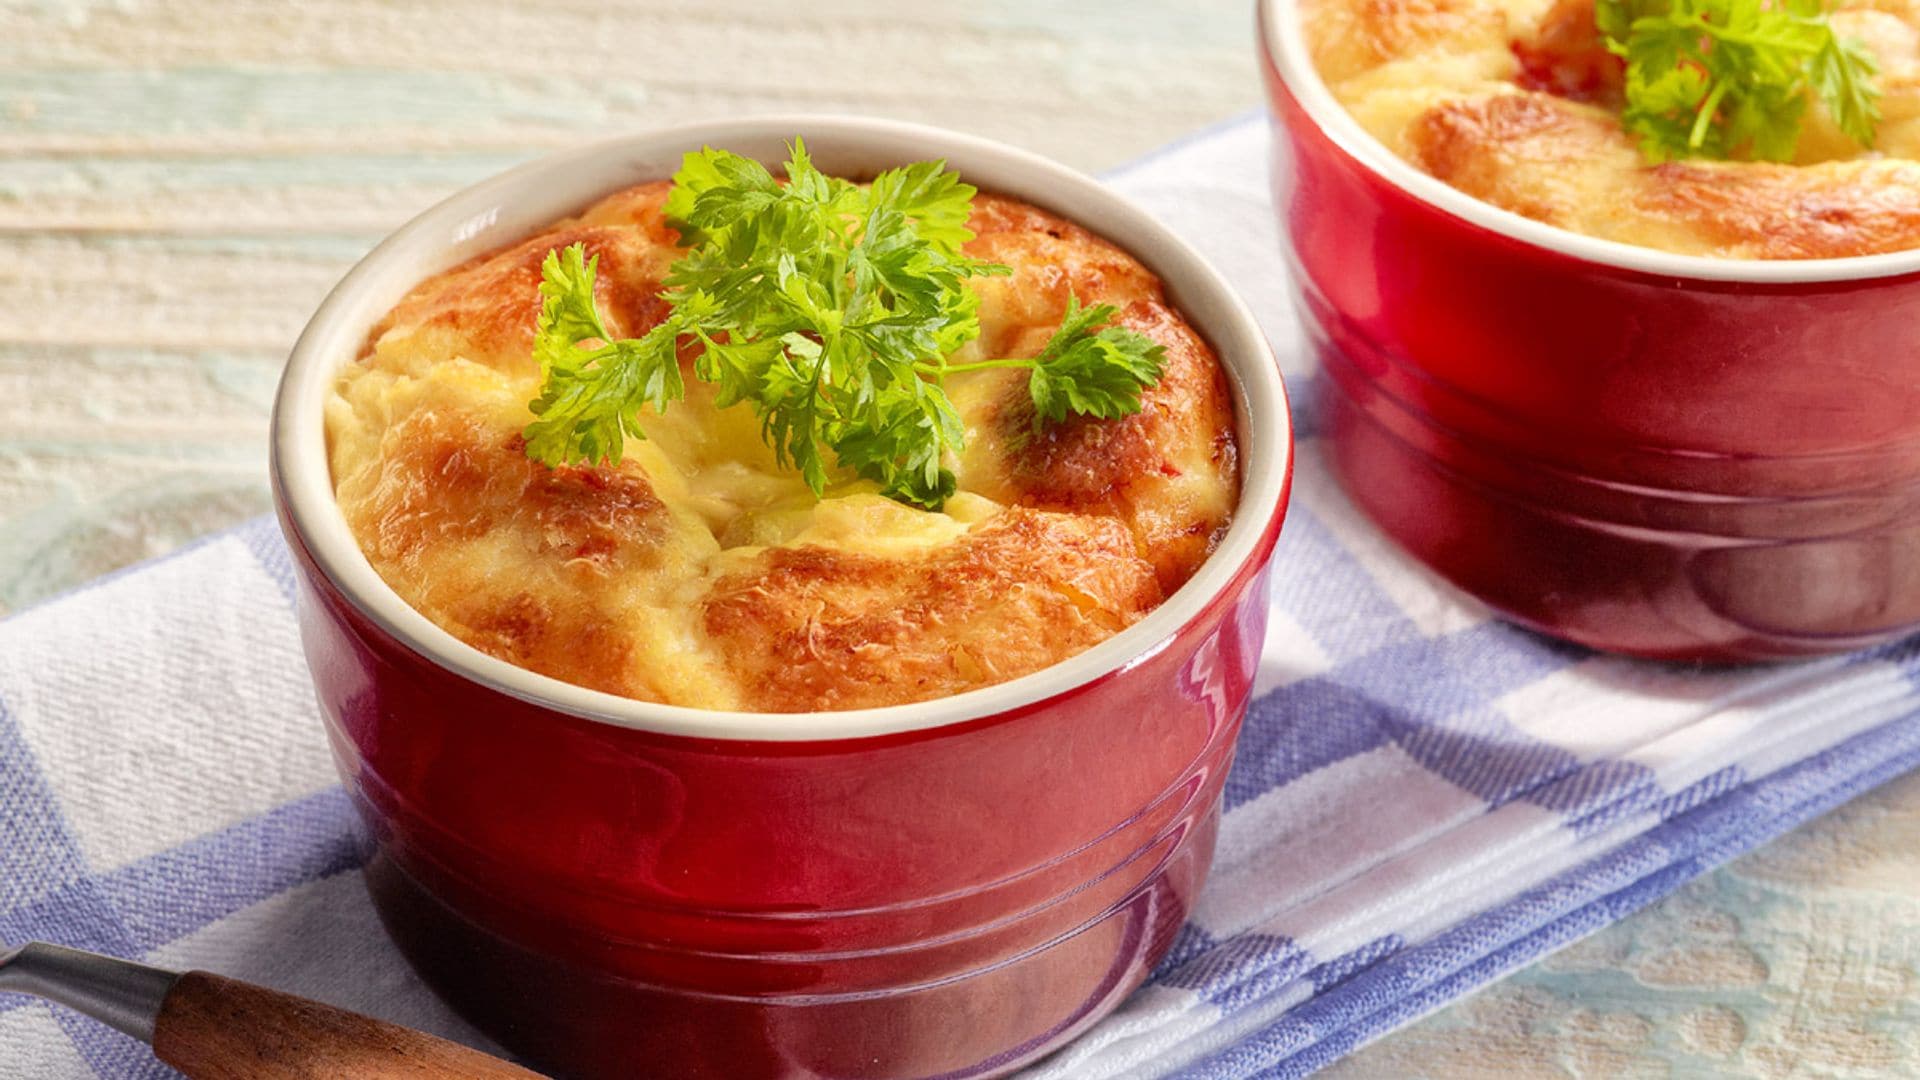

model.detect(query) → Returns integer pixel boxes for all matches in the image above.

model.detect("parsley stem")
[919,357,1036,375]
[1691,78,1731,150]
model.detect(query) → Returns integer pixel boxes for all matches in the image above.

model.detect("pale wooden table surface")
[3,1,1914,1076]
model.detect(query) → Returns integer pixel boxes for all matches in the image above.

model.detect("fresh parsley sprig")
[1597,0,1880,162]
[522,141,1166,510]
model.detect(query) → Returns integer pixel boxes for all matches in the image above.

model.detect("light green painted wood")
[1,1,1913,1075]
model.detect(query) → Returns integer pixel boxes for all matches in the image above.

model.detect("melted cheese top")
[1306,0,1920,257]
[328,183,1240,713]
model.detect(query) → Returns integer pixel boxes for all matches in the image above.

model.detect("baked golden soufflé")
[327,183,1239,713]
[1306,0,1920,257]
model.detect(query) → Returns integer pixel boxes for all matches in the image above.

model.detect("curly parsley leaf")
[1598,0,1880,162]
[1024,296,1166,430]
[523,246,689,467]
[1809,20,1881,147]
[831,379,963,510]
[523,141,1168,510]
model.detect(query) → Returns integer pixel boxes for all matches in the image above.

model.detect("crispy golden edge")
[1309,0,1920,258]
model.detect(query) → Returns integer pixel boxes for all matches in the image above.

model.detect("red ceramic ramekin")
[270,117,1292,1079]
[1260,0,1920,662]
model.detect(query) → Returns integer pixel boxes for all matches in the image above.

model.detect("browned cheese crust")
[327,182,1240,712]
[1306,0,1920,257]
[704,508,1164,711]
[953,197,1240,592]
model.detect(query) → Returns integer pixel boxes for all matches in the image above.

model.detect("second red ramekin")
[1261,0,1920,661]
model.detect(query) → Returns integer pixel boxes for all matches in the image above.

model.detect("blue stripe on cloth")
[0,695,146,1078]
[1261,506,1421,664]
[1161,933,1312,1013]
[1327,621,1596,811]
[1225,682,1395,811]
[1555,763,1745,841]
[1307,935,1402,995]
[1325,622,1584,721]
[1528,759,1658,838]
[1171,706,1920,1078]
[1646,765,1745,824]
[0,877,143,985]
[1264,718,1920,1080]
[1,874,152,1080]
[1152,922,1221,982]
[1284,376,1321,441]
[98,787,359,953]
[0,700,90,912]
[3,661,355,1077]
[1379,706,1582,809]
[1856,631,1920,667]
[1189,769,1756,1043]
[52,1004,175,1080]
[0,787,357,1075]
[1222,517,1599,816]
[1263,865,1663,1080]
[0,792,359,972]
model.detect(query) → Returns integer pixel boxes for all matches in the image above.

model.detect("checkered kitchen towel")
[5,114,1920,1079]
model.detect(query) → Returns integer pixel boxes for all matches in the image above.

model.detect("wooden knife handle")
[151,971,547,1079]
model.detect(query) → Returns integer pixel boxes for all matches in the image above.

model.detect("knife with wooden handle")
[0,940,546,1078]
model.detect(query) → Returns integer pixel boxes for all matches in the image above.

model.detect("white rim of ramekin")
[1258,0,1920,284]
[272,114,1292,743]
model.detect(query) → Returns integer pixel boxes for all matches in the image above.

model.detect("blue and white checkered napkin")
[4,115,1920,1079]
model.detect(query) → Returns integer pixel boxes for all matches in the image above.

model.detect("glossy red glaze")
[277,503,1284,1079]
[1261,9,1920,661]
